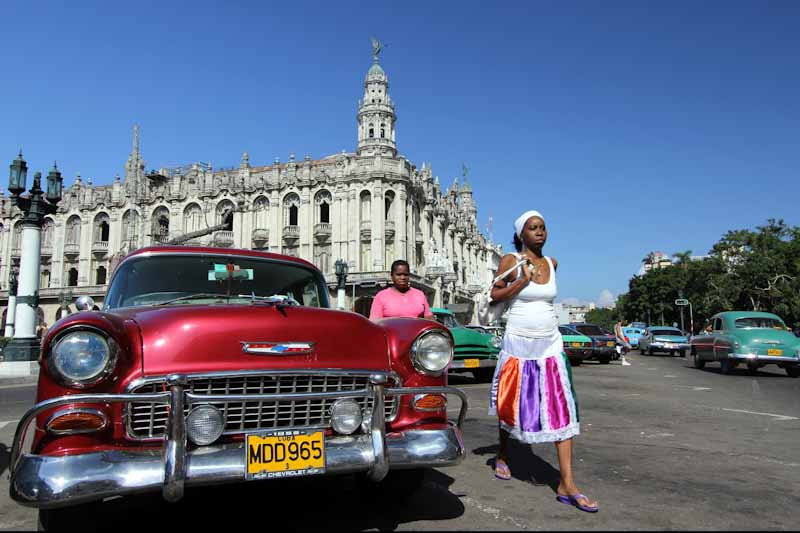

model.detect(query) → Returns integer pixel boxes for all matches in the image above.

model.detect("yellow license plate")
[246,430,325,480]
[607,341,615,347]
[571,342,581,348]
[464,358,480,368]
[767,349,783,356]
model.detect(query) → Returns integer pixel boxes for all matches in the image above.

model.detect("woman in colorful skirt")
[488,210,598,513]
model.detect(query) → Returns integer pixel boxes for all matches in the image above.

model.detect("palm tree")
[672,250,693,269]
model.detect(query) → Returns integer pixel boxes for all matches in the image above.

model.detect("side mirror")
[75,295,96,311]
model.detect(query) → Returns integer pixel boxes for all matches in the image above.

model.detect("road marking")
[0,421,12,430]
[674,385,711,391]
[752,380,761,395]
[719,408,798,421]
[664,374,677,378]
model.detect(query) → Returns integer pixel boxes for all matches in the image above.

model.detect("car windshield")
[435,313,460,329]
[574,325,605,336]
[559,326,580,336]
[734,317,786,329]
[651,328,683,336]
[104,254,328,309]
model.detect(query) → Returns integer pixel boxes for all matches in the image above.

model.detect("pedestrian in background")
[614,320,632,366]
[487,210,597,513]
[369,259,433,319]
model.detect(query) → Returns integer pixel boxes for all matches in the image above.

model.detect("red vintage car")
[9,247,466,527]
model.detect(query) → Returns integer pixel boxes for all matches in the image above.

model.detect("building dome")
[366,62,386,81]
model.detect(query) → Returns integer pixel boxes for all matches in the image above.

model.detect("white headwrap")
[514,210,544,238]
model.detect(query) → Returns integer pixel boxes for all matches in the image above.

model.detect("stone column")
[371,182,383,271]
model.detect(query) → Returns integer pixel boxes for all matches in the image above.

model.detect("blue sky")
[3,1,799,305]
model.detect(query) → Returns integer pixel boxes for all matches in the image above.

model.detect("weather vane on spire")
[370,37,383,62]
[462,162,469,179]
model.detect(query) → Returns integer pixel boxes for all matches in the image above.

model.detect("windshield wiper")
[155,293,231,306]
[238,293,301,306]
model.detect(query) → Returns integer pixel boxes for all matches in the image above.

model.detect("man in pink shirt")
[369,260,433,319]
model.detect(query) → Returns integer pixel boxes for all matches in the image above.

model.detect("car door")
[710,317,727,360]
[693,319,715,358]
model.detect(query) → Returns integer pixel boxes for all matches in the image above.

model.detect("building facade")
[0,48,502,329]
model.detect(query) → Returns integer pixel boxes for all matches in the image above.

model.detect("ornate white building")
[0,46,502,328]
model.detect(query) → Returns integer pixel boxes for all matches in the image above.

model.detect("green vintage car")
[558,325,593,366]
[431,307,501,382]
[689,311,800,377]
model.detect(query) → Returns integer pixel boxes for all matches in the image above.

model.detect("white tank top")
[505,255,559,338]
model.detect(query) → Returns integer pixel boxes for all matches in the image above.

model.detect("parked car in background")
[568,323,616,364]
[622,327,645,347]
[639,326,691,357]
[432,307,500,381]
[558,325,593,366]
[9,247,468,528]
[629,322,647,329]
[690,311,800,377]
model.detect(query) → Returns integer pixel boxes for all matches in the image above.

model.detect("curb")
[0,362,40,387]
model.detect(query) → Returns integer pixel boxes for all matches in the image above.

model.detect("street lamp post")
[4,152,62,363]
[675,298,693,336]
[334,259,349,310]
[4,267,19,338]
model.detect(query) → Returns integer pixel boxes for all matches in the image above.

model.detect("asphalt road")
[1,352,799,531]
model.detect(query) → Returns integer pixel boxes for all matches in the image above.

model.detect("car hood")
[562,334,592,343]
[450,326,492,347]
[735,328,799,347]
[114,304,390,375]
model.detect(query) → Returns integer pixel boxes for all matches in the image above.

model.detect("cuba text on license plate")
[464,358,480,368]
[246,430,324,480]
[767,348,783,356]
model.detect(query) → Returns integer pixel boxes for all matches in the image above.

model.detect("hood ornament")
[241,342,315,355]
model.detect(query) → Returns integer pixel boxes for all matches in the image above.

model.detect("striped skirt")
[488,332,580,444]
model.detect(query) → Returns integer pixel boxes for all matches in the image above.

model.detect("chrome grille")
[126,373,398,440]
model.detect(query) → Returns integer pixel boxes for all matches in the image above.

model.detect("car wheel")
[678,350,686,358]
[747,364,759,376]
[569,358,582,367]
[693,352,705,369]
[647,348,654,356]
[473,367,495,383]
[720,359,734,375]
[598,355,611,364]
[356,469,426,501]
[669,350,675,357]
[786,367,800,378]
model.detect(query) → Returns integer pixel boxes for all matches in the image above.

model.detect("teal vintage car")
[689,311,800,377]
[558,325,593,366]
[431,307,501,381]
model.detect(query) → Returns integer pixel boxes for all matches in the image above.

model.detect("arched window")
[94,212,110,243]
[254,196,269,229]
[183,203,203,234]
[283,193,300,226]
[65,216,81,246]
[368,124,374,138]
[384,191,395,221]
[152,207,170,243]
[42,218,54,250]
[96,266,107,285]
[12,222,23,252]
[40,269,51,289]
[216,200,235,230]
[359,191,371,221]
[122,209,139,247]
[68,268,79,287]
[380,123,385,139]
[315,190,332,224]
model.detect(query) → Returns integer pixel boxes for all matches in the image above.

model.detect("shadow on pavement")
[472,441,560,490]
[40,468,464,531]
[0,442,8,477]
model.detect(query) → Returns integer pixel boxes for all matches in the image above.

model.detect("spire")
[357,38,396,157]
[132,124,140,156]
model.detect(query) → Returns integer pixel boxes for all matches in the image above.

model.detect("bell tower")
[357,38,397,157]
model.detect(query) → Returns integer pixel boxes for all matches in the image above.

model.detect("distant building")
[555,301,596,324]
[0,46,503,329]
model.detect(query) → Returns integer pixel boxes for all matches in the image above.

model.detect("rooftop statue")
[370,37,383,62]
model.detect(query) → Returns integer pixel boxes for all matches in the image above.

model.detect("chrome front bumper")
[728,353,800,363]
[9,374,467,509]
[449,358,496,369]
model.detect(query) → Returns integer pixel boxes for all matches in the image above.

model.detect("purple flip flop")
[494,459,511,480]
[556,493,599,513]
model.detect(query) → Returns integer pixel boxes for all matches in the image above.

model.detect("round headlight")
[330,399,362,435]
[187,405,225,445]
[411,330,453,375]
[491,336,502,349]
[49,330,116,388]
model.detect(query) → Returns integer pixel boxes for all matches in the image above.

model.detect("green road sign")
[675,299,689,306]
